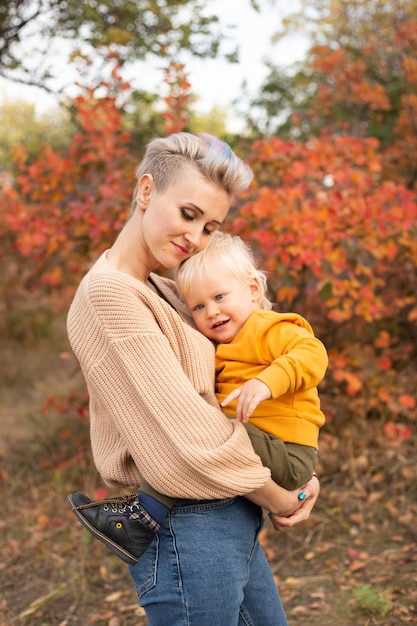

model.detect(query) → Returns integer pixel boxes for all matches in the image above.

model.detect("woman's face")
[139,166,231,272]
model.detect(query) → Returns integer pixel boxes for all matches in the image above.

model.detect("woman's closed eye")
[203,224,219,235]
[181,208,220,236]
[181,208,198,223]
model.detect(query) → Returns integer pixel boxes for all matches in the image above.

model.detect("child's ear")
[249,276,262,302]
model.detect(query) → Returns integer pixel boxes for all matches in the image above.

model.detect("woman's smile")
[171,241,192,257]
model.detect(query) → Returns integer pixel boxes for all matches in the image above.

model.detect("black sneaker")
[67,492,158,565]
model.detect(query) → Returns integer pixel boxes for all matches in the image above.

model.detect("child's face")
[183,260,261,343]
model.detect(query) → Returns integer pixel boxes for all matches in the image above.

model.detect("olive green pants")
[141,422,317,508]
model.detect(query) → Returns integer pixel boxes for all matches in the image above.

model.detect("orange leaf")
[408,307,417,322]
[374,331,391,348]
[398,395,416,409]
[345,372,363,396]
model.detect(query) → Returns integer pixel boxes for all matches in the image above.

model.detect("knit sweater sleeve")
[67,267,271,498]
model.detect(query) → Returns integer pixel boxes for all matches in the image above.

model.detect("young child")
[174,230,328,491]
[68,231,327,564]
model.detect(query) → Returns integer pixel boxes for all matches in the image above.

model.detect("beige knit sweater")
[67,252,271,498]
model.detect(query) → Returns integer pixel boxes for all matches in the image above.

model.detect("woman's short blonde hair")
[175,230,272,310]
[132,132,253,213]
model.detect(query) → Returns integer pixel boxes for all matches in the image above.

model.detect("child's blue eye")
[195,304,205,311]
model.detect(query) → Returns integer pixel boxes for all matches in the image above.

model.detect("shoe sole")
[67,493,138,566]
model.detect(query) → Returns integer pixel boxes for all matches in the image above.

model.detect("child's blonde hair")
[175,230,272,310]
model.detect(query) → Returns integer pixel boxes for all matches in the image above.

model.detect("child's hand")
[221,379,271,422]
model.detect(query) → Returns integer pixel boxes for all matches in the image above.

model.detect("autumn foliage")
[230,135,417,427]
[289,1,417,189]
[1,63,136,334]
[162,61,192,134]
[1,57,416,436]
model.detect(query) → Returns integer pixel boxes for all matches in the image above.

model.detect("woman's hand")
[268,475,320,530]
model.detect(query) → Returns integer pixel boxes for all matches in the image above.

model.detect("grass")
[1,322,416,625]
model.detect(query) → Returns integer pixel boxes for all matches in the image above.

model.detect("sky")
[184,0,308,122]
[0,0,309,132]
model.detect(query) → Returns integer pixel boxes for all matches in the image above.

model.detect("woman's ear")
[137,173,154,209]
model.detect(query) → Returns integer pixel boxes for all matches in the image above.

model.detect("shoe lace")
[79,493,137,513]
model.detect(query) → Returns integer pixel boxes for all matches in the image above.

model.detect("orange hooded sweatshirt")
[215,309,328,449]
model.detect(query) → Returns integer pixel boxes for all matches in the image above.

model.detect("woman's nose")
[184,226,203,249]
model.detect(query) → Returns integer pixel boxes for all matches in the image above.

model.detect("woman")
[67,132,320,626]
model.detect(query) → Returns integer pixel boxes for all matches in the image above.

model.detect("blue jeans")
[129,496,288,626]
